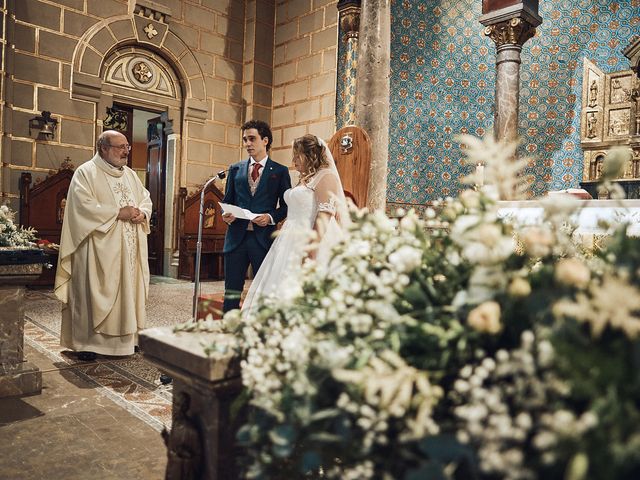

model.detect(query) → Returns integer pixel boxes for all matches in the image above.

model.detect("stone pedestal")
[139,326,242,480]
[0,263,43,398]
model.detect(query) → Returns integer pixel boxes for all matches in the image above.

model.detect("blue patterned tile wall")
[388,0,640,206]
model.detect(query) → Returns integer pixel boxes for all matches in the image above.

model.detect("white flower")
[508,277,531,297]
[520,226,554,257]
[388,245,422,273]
[467,301,502,334]
[554,257,590,289]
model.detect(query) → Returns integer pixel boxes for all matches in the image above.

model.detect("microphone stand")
[192,170,227,319]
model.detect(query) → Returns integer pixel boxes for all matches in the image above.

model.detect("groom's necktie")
[251,162,262,182]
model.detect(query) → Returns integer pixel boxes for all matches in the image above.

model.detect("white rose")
[459,189,481,209]
[388,245,422,273]
[554,257,591,289]
[467,301,502,334]
[520,227,554,257]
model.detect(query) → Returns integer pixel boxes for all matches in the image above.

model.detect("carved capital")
[484,17,536,47]
[339,5,360,39]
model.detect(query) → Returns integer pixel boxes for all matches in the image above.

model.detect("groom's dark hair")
[242,120,273,151]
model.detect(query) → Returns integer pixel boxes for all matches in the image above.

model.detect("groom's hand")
[251,214,270,227]
[222,213,235,225]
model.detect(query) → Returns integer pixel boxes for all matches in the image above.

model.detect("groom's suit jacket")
[222,157,291,253]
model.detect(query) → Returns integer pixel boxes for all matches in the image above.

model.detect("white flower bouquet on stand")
[191,136,640,480]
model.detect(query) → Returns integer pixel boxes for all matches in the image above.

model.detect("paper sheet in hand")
[219,202,260,220]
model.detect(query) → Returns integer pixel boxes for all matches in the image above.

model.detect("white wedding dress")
[242,168,344,313]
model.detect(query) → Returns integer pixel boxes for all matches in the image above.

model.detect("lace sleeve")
[313,170,341,216]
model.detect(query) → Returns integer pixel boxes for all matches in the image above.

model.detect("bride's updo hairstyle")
[293,134,329,184]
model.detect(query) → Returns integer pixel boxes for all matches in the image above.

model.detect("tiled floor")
[0,278,229,480]
[0,345,167,480]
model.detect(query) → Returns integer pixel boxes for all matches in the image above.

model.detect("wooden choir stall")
[177,183,227,281]
[19,160,75,286]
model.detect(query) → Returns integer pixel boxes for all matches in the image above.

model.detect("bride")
[241,134,348,313]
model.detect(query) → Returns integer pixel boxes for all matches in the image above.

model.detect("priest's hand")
[117,206,140,221]
[131,210,146,224]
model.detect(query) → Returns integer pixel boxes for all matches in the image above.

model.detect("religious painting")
[610,75,632,104]
[203,201,216,229]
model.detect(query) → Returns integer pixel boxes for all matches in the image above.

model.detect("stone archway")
[69,6,209,276]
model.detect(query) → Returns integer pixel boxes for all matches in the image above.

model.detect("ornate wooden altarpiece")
[580,37,640,198]
[19,158,75,286]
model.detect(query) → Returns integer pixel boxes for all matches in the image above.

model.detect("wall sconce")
[29,111,58,140]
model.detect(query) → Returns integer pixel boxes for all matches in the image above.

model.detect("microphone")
[192,168,228,318]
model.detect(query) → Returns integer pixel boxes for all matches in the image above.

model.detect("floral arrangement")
[0,204,37,247]
[183,136,640,479]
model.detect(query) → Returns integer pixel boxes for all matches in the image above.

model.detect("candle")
[476,164,485,187]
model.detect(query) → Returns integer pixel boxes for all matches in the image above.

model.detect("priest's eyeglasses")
[106,143,131,151]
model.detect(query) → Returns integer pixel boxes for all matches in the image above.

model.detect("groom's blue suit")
[222,157,291,311]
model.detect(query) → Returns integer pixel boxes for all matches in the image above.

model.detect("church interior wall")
[269,0,338,167]
[387,0,639,208]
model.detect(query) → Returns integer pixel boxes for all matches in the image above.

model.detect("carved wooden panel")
[327,126,372,208]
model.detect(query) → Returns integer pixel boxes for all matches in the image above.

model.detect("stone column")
[0,263,43,398]
[336,0,361,129]
[480,4,541,143]
[355,0,390,211]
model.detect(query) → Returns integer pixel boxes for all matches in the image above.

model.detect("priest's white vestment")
[54,154,152,356]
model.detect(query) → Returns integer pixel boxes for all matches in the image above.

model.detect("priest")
[55,130,152,360]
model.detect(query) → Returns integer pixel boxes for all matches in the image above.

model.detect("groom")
[221,120,292,312]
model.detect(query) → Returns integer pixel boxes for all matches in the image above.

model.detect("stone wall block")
[64,11,100,38]
[275,2,287,24]
[53,0,85,10]
[212,144,239,163]
[308,118,334,140]
[179,52,203,78]
[194,51,214,76]
[60,119,94,146]
[275,20,297,45]
[310,72,335,96]
[188,121,226,143]
[227,40,244,63]
[13,54,59,87]
[271,105,295,127]
[288,0,312,20]
[286,37,310,61]
[273,86,284,106]
[228,82,242,104]
[325,3,338,25]
[311,27,337,53]
[109,19,135,42]
[213,102,241,124]
[254,63,273,86]
[255,31,274,64]
[186,139,211,162]
[38,87,95,119]
[62,65,72,91]
[297,53,323,78]
[190,78,206,102]
[285,80,309,103]
[214,58,242,81]
[217,17,244,43]
[15,0,61,31]
[201,32,226,56]
[10,139,33,167]
[254,84,272,107]
[88,27,117,55]
[184,5,216,30]
[185,162,216,185]
[274,63,296,85]
[10,110,35,138]
[256,0,275,26]
[39,31,78,62]
[299,10,324,35]
[12,83,34,110]
[184,98,209,123]
[314,0,336,8]
[283,124,307,145]
[275,45,285,64]
[206,76,228,100]
[202,0,231,15]
[13,23,35,53]
[295,99,321,122]
[323,47,337,72]
[80,48,102,76]
[252,105,272,124]
[169,23,199,50]
[35,144,92,169]
[87,0,128,18]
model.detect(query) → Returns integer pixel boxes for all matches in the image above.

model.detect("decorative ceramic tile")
[388,0,640,205]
